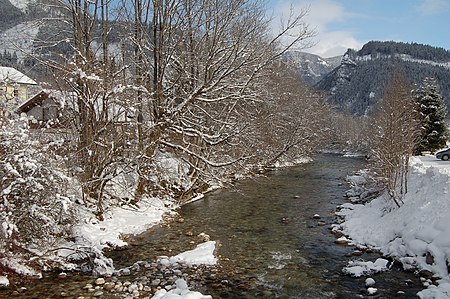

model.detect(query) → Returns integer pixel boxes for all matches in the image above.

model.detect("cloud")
[308,31,366,57]
[271,0,365,57]
[417,0,450,15]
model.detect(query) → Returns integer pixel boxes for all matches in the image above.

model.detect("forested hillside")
[316,41,450,116]
[0,0,24,31]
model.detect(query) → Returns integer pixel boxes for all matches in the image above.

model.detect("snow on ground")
[61,203,216,298]
[75,197,170,250]
[342,258,391,277]
[150,242,217,299]
[0,258,41,278]
[55,197,172,275]
[336,155,450,298]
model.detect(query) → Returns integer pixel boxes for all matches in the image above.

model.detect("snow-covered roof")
[0,66,37,85]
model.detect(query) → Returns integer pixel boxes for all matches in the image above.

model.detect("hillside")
[0,0,62,81]
[283,51,341,85]
[316,41,450,116]
[0,0,24,31]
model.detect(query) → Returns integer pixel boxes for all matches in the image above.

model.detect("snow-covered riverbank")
[335,155,450,298]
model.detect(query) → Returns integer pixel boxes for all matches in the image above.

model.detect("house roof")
[15,90,48,114]
[15,89,77,114]
[0,66,37,85]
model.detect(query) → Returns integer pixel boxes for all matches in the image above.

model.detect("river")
[0,154,423,298]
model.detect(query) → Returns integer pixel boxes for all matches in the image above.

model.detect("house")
[15,89,78,128]
[15,90,59,125]
[0,66,37,114]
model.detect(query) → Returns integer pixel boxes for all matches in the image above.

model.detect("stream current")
[1,154,424,298]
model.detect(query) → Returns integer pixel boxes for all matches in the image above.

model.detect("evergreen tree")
[414,77,448,154]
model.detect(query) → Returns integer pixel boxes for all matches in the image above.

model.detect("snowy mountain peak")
[284,51,342,85]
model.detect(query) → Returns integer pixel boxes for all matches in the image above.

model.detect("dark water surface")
[1,154,423,298]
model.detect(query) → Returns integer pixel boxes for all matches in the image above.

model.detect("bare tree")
[35,0,318,207]
[329,111,369,153]
[247,62,332,167]
[32,0,136,219]
[369,69,420,207]
[118,0,316,201]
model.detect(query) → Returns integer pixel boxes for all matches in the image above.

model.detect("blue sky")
[269,0,450,57]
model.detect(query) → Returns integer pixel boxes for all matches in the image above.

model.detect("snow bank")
[75,197,169,250]
[337,156,450,298]
[0,258,41,278]
[151,242,217,299]
[56,197,172,275]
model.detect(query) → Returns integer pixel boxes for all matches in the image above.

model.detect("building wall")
[28,98,59,122]
[0,82,29,103]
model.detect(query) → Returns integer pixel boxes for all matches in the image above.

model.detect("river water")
[1,154,424,298]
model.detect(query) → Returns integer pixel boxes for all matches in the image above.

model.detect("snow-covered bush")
[0,116,75,261]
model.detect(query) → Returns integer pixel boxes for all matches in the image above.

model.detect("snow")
[0,258,41,278]
[336,155,450,298]
[342,258,390,277]
[365,277,376,287]
[76,197,168,249]
[0,67,37,85]
[0,21,41,62]
[150,242,217,298]
[48,196,175,276]
[167,241,217,266]
[9,0,34,11]
[151,278,212,299]
[0,276,9,287]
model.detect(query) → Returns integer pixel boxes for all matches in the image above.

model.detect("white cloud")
[417,0,450,15]
[271,0,365,57]
[309,31,365,57]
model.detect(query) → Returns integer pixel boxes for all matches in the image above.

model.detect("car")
[435,148,450,161]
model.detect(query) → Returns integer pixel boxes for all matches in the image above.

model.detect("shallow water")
[112,154,424,298]
[1,154,424,298]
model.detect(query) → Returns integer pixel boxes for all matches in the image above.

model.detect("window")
[13,89,19,97]
[43,107,51,121]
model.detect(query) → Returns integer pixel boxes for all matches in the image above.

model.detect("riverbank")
[334,155,450,298]
[0,178,217,298]
[2,153,432,298]
[3,154,375,298]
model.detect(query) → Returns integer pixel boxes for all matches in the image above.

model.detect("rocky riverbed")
[3,253,280,298]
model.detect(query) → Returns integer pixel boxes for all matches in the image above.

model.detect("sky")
[269,0,450,57]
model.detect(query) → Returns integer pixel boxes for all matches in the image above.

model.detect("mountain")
[0,0,25,31]
[315,41,450,116]
[284,51,342,85]
[0,0,76,82]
